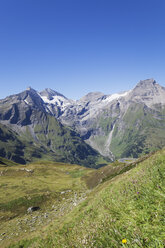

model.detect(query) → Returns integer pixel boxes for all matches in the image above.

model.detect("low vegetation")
[0,160,93,247]
[0,157,18,167]
[0,148,164,247]
[0,121,108,168]
[111,103,165,158]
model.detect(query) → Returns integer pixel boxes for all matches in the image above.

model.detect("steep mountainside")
[0,89,106,167]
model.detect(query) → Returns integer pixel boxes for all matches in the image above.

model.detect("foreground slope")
[0,161,93,248]
[8,148,165,248]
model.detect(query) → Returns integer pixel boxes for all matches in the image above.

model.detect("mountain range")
[0,78,165,166]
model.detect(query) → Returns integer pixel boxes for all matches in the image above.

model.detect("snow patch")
[39,94,73,109]
[105,90,132,103]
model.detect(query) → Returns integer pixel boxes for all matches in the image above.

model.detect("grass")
[1,148,165,247]
[12,148,164,248]
[0,161,93,247]
[0,161,90,205]
[0,119,106,168]
[110,103,165,158]
[0,157,18,167]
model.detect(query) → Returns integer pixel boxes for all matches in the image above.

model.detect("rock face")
[0,87,45,127]
[0,79,165,162]
[38,79,165,159]
[128,79,165,107]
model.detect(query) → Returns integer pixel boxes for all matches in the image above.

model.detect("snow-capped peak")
[40,88,67,99]
[37,89,74,113]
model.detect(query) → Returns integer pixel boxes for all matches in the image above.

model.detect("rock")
[27,206,40,213]
[44,213,48,218]
[20,168,34,173]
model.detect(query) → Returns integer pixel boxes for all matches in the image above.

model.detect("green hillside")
[0,123,56,164]
[0,120,107,168]
[0,161,93,248]
[3,148,165,248]
[87,103,165,160]
[32,114,107,167]
[0,156,18,167]
[110,103,165,158]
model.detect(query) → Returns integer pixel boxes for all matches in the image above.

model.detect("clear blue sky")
[0,0,165,99]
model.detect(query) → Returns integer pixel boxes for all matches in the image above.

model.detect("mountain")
[0,78,165,164]
[0,88,107,167]
[39,88,75,118]
[37,79,165,159]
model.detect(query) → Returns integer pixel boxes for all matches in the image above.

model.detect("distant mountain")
[0,88,106,167]
[36,78,165,159]
[0,78,165,164]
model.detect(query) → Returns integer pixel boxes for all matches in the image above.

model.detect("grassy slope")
[7,148,165,248]
[0,161,93,247]
[89,103,165,159]
[88,109,119,155]
[111,103,165,158]
[0,121,107,168]
[0,157,18,167]
[0,123,58,164]
[33,115,107,168]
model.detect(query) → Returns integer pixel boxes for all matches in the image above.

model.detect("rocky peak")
[132,79,163,96]
[131,78,159,95]
[79,92,105,103]
[40,88,67,100]
[25,87,42,99]
[129,78,165,107]
[26,86,35,91]
[18,87,43,105]
[135,78,156,88]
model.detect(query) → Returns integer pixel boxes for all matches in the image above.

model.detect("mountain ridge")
[0,78,165,164]
[0,89,107,167]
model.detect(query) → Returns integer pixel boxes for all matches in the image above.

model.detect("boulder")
[27,206,40,213]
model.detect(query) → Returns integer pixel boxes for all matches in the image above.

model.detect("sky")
[0,0,165,100]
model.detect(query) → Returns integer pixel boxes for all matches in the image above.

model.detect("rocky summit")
[0,78,165,165]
